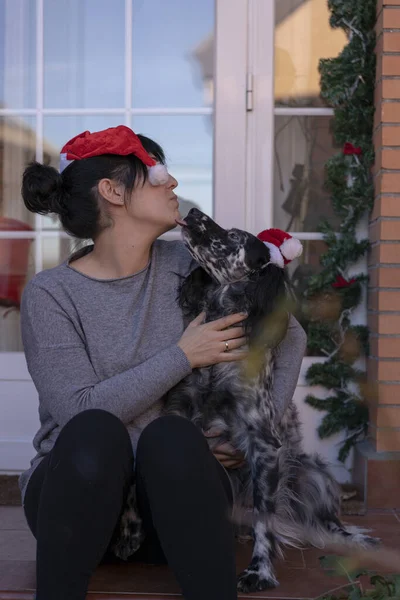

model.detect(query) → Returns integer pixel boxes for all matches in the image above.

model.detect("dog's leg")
[237,429,281,593]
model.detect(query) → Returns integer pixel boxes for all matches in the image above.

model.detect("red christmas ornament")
[343,142,362,156]
[332,274,356,289]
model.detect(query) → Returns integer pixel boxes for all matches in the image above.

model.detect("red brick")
[372,427,400,451]
[377,383,400,403]
[377,242,400,263]
[382,78,400,100]
[372,197,400,219]
[383,7,400,28]
[382,102,400,122]
[384,32,400,52]
[378,290,400,310]
[377,360,400,380]
[382,125,400,145]
[372,336,400,358]
[382,148,400,168]
[381,172,400,193]
[379,267,400,286]
[377,406,400,426]
[382,56,400,77]
[368,219,400,243]
[378,314,400,333]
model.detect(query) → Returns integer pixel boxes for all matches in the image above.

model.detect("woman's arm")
[271,314,307,422]
[21,282,192,428]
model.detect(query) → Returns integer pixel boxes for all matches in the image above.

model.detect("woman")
[20,125,307,600]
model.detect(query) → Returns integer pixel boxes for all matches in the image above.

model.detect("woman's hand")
[204,428,246,469]
[178,311,248,369]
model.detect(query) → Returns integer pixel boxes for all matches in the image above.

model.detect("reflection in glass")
[0,239,35,352]
[0,235,88,351]
[0,117,39,225]
[275,0,347,107]
[274,115,340,233]
[287,239,328,356]
[132,0,214,108]
[44,0,125,108]
[0,0,36,109]
[133,115,213,218]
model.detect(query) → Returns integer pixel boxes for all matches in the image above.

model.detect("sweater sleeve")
[21,282,192,428]
[272,314,307,422]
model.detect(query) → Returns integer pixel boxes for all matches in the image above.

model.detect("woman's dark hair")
[21,134,165,240]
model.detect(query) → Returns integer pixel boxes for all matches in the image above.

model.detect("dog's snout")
[188,208,203,217]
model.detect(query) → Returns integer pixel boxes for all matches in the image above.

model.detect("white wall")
[0,354,353,483]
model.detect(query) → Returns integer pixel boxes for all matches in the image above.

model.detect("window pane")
[0,116,38,227]
[42,236,86,270]
[44,0,125,109]
[42,115,124,229]
[0,238,35,352]
[275,0,347,108]
[0,0,36,109]
[0,236,89,351]
[273,115,340,233]
[132,0,215,108]
[133,115,213,217]
[287,239,328,357]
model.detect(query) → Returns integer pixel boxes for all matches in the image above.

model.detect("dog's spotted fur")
[112,209,378,591]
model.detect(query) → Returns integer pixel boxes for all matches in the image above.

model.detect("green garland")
[303,0,376,462]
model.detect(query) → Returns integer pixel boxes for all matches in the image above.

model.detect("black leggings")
[24,410,237,600]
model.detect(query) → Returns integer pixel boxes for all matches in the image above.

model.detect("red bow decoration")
[332,275,356,289]
[343,142,362,156]
[61,125,156,167]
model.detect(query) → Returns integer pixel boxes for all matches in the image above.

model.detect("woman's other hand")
[203,427,246,469]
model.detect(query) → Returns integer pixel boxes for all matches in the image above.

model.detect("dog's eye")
[228,230,240,242]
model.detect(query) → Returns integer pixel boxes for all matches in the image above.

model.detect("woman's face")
[127,168,181,235]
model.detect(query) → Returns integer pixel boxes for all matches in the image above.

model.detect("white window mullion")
[275,107,334,117]
[125,0,133,128]
[245,0,275,235]
[213,0,248,230]
[35,0,44,274]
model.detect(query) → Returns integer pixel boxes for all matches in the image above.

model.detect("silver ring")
[224,341,229,352]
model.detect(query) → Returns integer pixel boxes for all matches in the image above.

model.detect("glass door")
[0,0,248,357]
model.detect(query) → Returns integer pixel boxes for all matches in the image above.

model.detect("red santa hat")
[257,228,303,268]
[59,125,169,186]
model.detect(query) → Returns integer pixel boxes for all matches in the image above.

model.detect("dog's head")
[180,208,272,284]
[178,209,292,347]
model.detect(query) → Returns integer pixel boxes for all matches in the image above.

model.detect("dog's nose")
[188,207,203,218]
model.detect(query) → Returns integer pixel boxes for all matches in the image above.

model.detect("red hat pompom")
[59,125,169,186]
[257,228,303,268]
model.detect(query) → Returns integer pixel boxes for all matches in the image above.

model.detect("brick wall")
[370,0,400,452]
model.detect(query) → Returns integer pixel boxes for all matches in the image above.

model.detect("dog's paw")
[359,535,381,548]
[237,568,278,593]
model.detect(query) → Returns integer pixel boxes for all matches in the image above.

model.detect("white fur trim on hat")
[263,242,285,268]
[59,152,73,173]
[148,163,169,186]
[280,237,303,261]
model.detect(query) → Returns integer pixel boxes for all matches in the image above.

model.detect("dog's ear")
[178,266,214,316]
[245,264,289,348]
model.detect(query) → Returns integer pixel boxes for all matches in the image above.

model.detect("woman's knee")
[52,409,133,485]
[137,415,209,479]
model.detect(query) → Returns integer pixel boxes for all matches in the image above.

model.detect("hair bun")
[22,162,68,216]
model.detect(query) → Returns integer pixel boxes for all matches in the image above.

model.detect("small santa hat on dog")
[59,125,169,186]
[257,228,303,268]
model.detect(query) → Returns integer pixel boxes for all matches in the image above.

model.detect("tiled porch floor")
[1,506,399,599]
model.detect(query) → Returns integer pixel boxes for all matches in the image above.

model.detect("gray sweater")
[19,239,307,502]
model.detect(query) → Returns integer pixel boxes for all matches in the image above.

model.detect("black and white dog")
[113,208,377,592]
